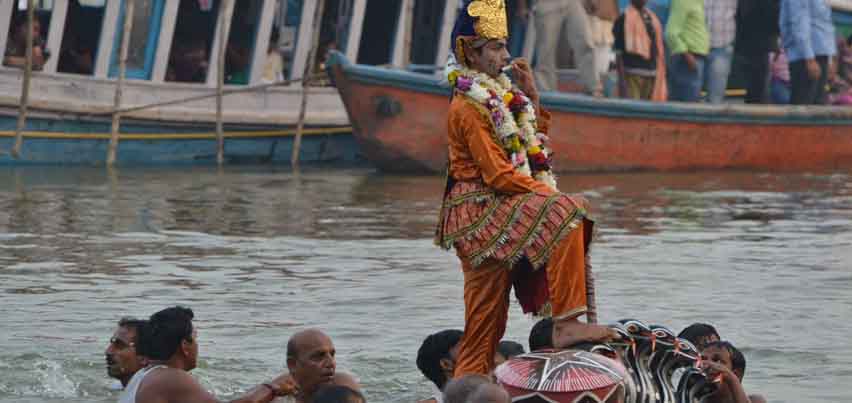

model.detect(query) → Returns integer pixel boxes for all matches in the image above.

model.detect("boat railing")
[2,0,331,167]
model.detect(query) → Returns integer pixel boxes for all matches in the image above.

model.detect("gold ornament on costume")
[467,0,508,40]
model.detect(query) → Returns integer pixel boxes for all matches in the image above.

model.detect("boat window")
[409,0,446,70]
[57,0,105,75]
[273,0,304,80]
[109,0,165,80]
[3,1,53,70]
[223,0,263,85]
[356,0,401,65]
[311,0,353,84]
[165,0,219,83]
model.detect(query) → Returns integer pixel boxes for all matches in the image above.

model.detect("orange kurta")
[435,95,595,377]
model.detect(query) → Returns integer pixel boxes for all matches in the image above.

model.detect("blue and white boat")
[0,0,359,165]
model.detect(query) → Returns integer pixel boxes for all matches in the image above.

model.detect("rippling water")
[0,167,850,403]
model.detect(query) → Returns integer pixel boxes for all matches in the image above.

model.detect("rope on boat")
[79,73,326,118]
[11,0,36,159]
[291,0,327,169]
[107,0,135,166]
[216,0,236,165]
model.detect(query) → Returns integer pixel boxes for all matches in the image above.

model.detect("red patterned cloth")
[436,180,586,270]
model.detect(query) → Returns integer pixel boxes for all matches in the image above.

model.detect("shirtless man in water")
[105,318,148,388]
[280,329,361,403]
[127,306,295,403]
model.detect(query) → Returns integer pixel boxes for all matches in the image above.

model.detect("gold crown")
[467,0,508,40]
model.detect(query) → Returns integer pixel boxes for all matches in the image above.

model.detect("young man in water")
[416,329,464,402]
[435,0,615,379]
[528,318,554,351]
[129,306,296,403]
[678,322,720,350]
[105,318,148,388]
[700,341,767,403]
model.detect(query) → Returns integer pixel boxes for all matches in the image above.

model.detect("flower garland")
[447,60,558,190]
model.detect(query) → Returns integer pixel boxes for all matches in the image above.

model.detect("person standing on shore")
[437,0,616,379]
[612,0,667,101]
[736,0,780,104]
[533,0,602,95]
[665,0,710,102]
[703,0,738,103]
[780,0,838,104]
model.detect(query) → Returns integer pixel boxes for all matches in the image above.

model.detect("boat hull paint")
[328,51,852,173]
[0,114,359,165]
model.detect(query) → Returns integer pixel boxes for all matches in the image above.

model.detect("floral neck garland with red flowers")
[448,65,557,190]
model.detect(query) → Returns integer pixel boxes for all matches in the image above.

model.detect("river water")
[0,166,849,403]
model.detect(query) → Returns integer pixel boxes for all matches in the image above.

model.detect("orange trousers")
[453,221,590,378]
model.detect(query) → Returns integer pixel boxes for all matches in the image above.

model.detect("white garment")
[118,365,167,403]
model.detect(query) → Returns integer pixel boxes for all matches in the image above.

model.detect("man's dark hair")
[705,340,746,380]
[416,329,463,390]
[529,318,554,351]
[677,323,719,348]
[310,385,366,403]
[118,317,148,333]
[497,340,525,359]
[137,306,194,361]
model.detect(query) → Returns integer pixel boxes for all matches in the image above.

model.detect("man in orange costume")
[435,0,617,378]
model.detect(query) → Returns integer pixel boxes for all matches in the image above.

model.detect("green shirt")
[665,0,710,55]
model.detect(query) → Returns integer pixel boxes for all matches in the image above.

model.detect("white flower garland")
[450,63,558,191]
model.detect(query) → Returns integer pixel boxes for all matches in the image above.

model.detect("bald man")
[284,329,361,403]
[467,384,511,403]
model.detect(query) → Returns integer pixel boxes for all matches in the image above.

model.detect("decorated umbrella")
[495,350,628,403]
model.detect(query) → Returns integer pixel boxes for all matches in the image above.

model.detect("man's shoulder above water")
[134,366,217,403]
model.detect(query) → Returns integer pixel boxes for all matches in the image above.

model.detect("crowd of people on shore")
[507,0,851,105]
[105,306,766,403]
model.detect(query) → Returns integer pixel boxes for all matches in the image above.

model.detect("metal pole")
[290,0,326,168]
[107,0,135,166]
[11,0,36,159]
[216,0,235,165]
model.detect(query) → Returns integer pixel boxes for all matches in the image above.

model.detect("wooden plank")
[0,0,15,65]
[207,0,231,87]
[291,0,325,168]
[107,0,134,165]
[434,1,457,76]
[42,0,68,73]
[522,4,535,61]
[95,0,121,78]
[391,0,413,68]
[344,0,366,61]
[216,0,235,164]
[11,0,35,158]
[248,0,275,85]
[151,0,178,83]
[289,0,316,84]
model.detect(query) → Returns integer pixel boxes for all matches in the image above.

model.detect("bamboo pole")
[585,259,597,324]
[290,0,326,168]
[11,0,36,159]
[216,0,235,165]
[401,0,414,68]
[107,0,135,166]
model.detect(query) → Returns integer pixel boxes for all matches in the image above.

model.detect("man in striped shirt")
[703,0,738,103]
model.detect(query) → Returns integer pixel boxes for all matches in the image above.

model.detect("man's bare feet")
[552,318,618,349]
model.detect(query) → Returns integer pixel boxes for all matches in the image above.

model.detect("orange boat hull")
[328,51,852,173]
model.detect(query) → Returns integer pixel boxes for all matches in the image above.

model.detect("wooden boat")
[0,0,356,165]
[328,50,852,173]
